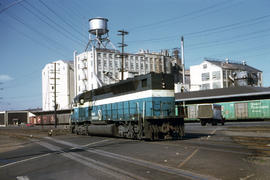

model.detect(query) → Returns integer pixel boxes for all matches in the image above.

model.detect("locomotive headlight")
[162,82,166,89]
[80,99,85,105]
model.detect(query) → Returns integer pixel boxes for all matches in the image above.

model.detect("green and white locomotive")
[70,72,184,140]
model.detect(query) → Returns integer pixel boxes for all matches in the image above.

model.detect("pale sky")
[0,0,269,110]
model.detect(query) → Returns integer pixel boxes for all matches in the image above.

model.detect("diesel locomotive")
[70,72,184,140]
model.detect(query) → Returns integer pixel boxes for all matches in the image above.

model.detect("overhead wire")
[182,0,246,23]
[185,14,270,38]
[187,28,270,50]
[22,1,86,47]
[0,0,24,14]
[5,12,72,55]
[201,42,270,58]
[128,0,233,31]
[127,13,270,44]
[38,0,87,41]
[53,0,88,25]
[0,16,68,57]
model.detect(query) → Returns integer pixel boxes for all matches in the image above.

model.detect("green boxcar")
[218,102,236,120]
[217,99,270,120]
[248,100,270,119]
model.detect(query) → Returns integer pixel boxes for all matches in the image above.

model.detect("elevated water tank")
[89,17,109,36]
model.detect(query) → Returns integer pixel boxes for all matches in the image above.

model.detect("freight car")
[70,73,185,140]
[217,99,270,120]
[182,99,270,122]
[29,110,71,126]
[182,104,224,125]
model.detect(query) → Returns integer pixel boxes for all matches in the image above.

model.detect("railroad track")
[36,137,218,180]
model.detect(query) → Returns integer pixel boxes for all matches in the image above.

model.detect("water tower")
[85,17,115,50]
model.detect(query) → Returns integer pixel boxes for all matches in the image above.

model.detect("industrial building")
[74,49,176,96]
[0,111,35,126]
[42,60,74,111]
[190,59,262,91]
[73,17,181,96]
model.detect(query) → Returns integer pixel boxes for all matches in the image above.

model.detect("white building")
[74,48,173,96]
[190,59,262,91]
[42,60,74,111]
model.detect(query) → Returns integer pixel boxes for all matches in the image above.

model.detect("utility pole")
[0,82,3,104]
[180,36,186,117]
[117,30,128,80]
[181,36,185,85]
[54,62,57,128]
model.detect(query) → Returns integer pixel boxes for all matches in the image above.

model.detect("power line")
[0,0,24,14]
[21,1,86,47]
[5,12,73,53]
[183,0,246,23]
[53,0,88,26]
[127,13,270,44]
[187,28,270,50]
[201,42,270,59]
[128,0,234,31]
[185,14,270,38]
[0,17,68,57]
[38,0,87,41]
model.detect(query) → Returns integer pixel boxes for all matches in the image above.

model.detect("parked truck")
[197,104,224,126]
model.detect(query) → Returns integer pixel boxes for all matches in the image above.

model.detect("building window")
[203,64,207,69]
[201,83,210,90]
[140,63,144,70]
[115,72,119,79]
[136,62,139,70]
[97,59,101,65]
[212,71,221,80]
[201,72,210,81]
[213,82,221,89]
[223,70,227,78]
[109,60,112,70]
[159,65,162,72]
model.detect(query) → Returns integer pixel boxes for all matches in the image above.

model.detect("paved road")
[0,122,270,180]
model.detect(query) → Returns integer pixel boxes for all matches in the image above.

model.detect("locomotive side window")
[142,79,147,88]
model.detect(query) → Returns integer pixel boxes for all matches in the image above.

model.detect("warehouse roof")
[205,59,262,72]
[175,86,270,103]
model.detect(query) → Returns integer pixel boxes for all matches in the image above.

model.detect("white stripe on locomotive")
[78,89,175,107]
